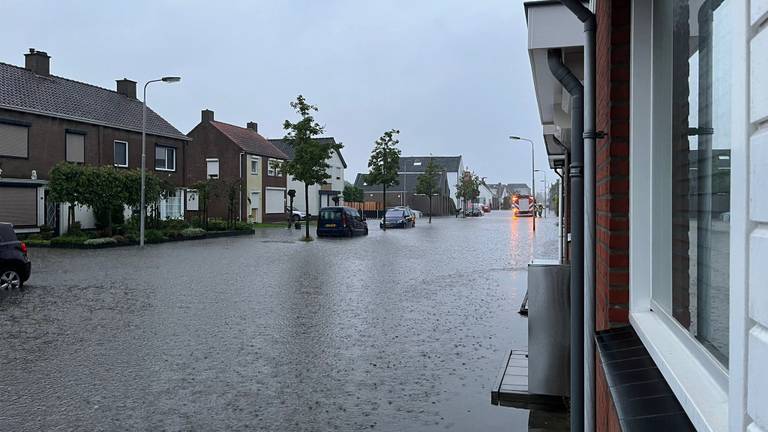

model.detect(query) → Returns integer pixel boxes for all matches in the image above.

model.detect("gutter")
[547,46,586,432]
[557,1,597,430]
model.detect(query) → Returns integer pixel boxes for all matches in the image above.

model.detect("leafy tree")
[456,170,480,216]
[416,158,440,223]
[48,162,85,230]
[190,179,214,229]
[549,180,560,217]
[342,184,364,210]
[281,95,343,240]
[222,178,241,229]
[367,129,401,230]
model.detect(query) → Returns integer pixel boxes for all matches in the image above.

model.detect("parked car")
[481,204,491,213]
[286,207,307,222]
[0,223,31,290]
[465,205,483,217]
[317,207,368,237]
[381,208,416,229]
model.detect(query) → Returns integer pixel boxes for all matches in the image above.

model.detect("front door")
[250,191,261,223]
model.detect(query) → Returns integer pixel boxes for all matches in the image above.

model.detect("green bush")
[181,228,207,238]
[68,222,83,236]
[144,229,167,244]
[206,218,228,231]
[112,235,129,244]
[94,206,125,230]
[25,239,51,247]
[84,237,118,246]
[26,233,44,241]
[39,225,54,240]
[234,221,254,231]
[160,219,189,231]
[50,234,88,246]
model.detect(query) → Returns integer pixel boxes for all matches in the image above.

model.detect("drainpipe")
[239,152,244,222]
[547,48,585,432]
[558,2,597,431]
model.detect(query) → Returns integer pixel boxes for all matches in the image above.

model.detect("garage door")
[0,187,37,226]
[265,188,285,214]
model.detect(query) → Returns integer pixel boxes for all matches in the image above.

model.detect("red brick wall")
[595,2,631,431]
[595,0,631,331]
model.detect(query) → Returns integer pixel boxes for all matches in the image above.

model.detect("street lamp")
[140,76,181,248]
[510,135,536,232]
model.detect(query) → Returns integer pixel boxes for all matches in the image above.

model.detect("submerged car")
[380,208,416,229]
[0,223,31,290]
[317,207,368,237]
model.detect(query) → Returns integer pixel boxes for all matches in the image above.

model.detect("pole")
[140,82,149,248]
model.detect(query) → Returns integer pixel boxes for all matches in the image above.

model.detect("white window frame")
[250,156,260,175]
[155,145,176,172]
[206,158,219,179]
[250,191,260,210]
[628,1,746,430]
[268,158,282,176]
[114,140,128,167]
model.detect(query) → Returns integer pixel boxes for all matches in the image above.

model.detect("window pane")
[114,141,127,166]
[167,147,175,170]
[668,0,731,365]
[0,123,28,157]
[155,147,166,169]
[65,133,84,163]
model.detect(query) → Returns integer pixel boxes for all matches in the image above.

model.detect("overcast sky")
[2,0,554,188]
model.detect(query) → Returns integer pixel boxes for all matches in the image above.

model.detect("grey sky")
[2,0,553,187]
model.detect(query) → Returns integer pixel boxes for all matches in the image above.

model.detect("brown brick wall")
[595,2,631,431]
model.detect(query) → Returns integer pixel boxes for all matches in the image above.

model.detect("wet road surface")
[0,211,560,431]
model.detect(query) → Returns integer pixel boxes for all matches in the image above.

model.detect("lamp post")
[141,76,181,248]
[510,136,536,232]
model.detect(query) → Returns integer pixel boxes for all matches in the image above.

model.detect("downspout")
[558,2,597,431]
[547,48,584,432]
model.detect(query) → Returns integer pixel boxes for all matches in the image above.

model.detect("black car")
[380,208,416,229]
[317,207,369,237]
[0,223,31,290]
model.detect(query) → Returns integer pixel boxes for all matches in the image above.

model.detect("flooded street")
[1,211,559,431]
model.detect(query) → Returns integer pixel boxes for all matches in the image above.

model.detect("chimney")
[24,48,50,76]
[116,78,137,99]
[246,122,258,132]
[202,109,214,123]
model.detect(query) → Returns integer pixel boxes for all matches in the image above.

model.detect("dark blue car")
[317,207,369,237]
[0,223,31,290]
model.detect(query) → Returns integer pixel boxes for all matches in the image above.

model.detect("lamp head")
[161,76,181,83]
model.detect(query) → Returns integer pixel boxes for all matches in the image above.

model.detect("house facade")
[399,156,463,210]
[525,1,767,431]
[353,171,455,217]
[186,110,288,223]
[269,138,347,216]
[0,49,190,234]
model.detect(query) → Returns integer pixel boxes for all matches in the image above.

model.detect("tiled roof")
[0,62,188,140]
[269,137,347,168]
[399,156,462,173]
[211,121,288,159]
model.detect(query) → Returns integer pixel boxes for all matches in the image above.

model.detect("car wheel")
[0,269,22,290]
[292,215,300,222]
[364,227,369,236]
[346,227,354,237]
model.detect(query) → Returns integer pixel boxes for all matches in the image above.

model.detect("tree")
[48,162,85,230]
[367,129,401,230]
[549,179,560,217]
[456,170,480,216]
[416,158,440,223]
[281,95,343,240]
[342,184,364,210]
[190,179,214,229]
[222,178,241,229]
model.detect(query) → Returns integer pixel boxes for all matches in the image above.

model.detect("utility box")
[527,259,570,397]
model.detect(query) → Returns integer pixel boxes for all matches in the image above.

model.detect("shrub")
[39,225,54,240]
[68,221,83,236]
[26,233,44,241]
[160,219,189,231]
[112,235,129,244]
[144,229,167,244]
[234,221,254,231]
[181,228,206,239]
[25,239,51,247]
[84,237,118,246]
[50,234,88,246]
[164,229,183,240]
[206,218,228,231]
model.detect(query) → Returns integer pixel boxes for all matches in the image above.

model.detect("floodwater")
[0,211,560,431]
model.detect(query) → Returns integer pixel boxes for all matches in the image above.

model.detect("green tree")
[416,158,440,223]
[367,129,401,230]
[281,95,343,240]
[342,184,364,210]
[549,180,560,216]
[190,179,214,229]
[48,162,85,230]
[456,170,480,216]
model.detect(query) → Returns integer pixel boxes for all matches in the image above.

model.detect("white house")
[269,138,346,216]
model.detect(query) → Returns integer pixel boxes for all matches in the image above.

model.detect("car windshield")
[386,210,405,218]
[319,209,341,221]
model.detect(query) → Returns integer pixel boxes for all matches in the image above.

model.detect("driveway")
[0,211,559,431]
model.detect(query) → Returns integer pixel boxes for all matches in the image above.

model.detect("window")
[114,140,128,167]
[651,0,732,365]
[268,158,281,176]
[0,122,29,158]
[206,158,219,179]
[155,145,176,171]
[250,156,260,175]
[65,132,84,163]
[265,188,285,214]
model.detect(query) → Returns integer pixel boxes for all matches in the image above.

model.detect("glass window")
[65,132,84,163]
[251,156,260,175]
[655,0,732,365]
[155,145,176,171]
[114,141,128,167]
[0,123,28,158]
[206,158,219,179]
[268,158,281,176]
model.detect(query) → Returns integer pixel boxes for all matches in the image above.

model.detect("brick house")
[352,170,455,217]
[186,110,288,223]
[524,1,766,430]
[0,49,191,234]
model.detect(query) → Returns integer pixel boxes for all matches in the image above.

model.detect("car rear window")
[319,209,341,221]
[0,224,17,242]
[386,210,404,218]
